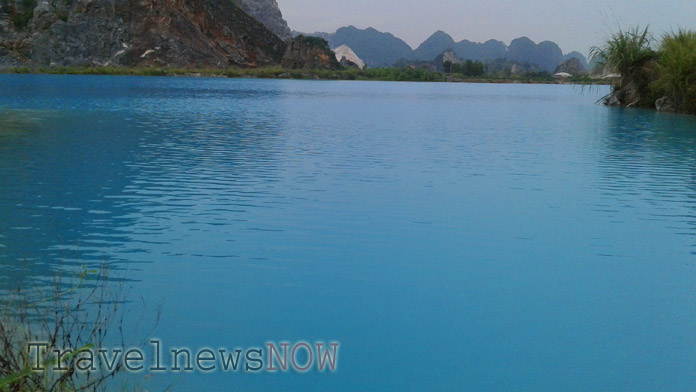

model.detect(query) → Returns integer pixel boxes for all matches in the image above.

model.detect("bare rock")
[235,0,291,40]
[655,96,677,113]
[606,95,621,106]
[281,36,341,70]
[0,0,286,68]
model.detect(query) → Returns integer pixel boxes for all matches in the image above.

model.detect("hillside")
[0,0,336,69]
[235,0,292,40]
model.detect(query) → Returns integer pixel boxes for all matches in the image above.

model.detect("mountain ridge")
[298,27,587,71]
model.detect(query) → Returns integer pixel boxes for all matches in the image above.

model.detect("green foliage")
[591,26,696,114]
[294,35,330,49]
[653,30,696,113]
[0,266,130,392]
[590,26,655,83]
[445,60,486,77]
[5,0,37,30]
[0,65,606,85]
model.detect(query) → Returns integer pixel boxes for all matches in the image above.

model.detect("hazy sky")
[281,0,696,55]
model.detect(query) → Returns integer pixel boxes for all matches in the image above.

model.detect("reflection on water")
[599,109,696,256]
[1,75,696,391]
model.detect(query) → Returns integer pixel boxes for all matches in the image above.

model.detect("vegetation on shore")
[0,266,155,391]
[591,26,696,114]
[0,65,604,85]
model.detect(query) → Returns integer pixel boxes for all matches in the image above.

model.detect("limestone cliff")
[333,44,364,69]
[0,0,290,68]
[281,36,340,70]
[235,0,291,40]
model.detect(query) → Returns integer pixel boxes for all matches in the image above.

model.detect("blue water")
[1,75,696,391]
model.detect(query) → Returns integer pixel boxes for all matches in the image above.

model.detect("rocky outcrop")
[0,0,289,68]
[655,97,677,112]
[333,44,364,69]
[281,36,341,70]
[434,49,460,72]
[555,57,586,75]
[602,59,662,110]
[235,0,291,40]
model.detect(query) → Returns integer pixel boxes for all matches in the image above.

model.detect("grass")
[590,26,656,86]
[0,264,157,392]
[653,30,696,113]
[0,65,608,85]
[592,26,696,114]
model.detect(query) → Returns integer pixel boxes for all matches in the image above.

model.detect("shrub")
[653,30,696,113]
[590,26,656,85]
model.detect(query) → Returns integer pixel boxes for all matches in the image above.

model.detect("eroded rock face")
[333,44,364,69]
[656,97,677,112]
[0,0,286,67]
[281,36,340,70]
[235,0,291,40]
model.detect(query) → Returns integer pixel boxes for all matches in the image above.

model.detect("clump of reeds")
[590,26,656,87]
[652,29,696,113]
[0,265,126,391]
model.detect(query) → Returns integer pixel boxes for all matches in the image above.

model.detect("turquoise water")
[1,75,696,391]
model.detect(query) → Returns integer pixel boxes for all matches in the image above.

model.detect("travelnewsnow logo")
[28,340,340,374]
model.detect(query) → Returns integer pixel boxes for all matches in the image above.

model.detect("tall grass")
[0,265,157,391]
[653,30,696,113]
[590,26,656,85]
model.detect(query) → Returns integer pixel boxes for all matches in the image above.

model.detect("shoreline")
[0,66,610,86]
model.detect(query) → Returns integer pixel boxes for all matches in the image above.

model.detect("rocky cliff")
[281,36,340,69]
[0,0,288,67]
[0,0,333,69]
[235,0,291,40]
[334,44,365,69]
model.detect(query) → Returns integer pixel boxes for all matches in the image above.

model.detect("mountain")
[331,26,414,67]
[413,31,509,63]
[235,0,292,40]
[473,40,508,61]
[314,27,583,72]
[506,37,535,65]
[0,0,336,69]
[532,41,564,72]
[563,51,589,70]
[417,33,583,72]
[299,26,414,67]
[555,57,586,74]
[413,30,456,60]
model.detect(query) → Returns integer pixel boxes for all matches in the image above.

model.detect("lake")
[1,75,696,391]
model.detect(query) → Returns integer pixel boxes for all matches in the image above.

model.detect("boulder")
[655,97,677,113]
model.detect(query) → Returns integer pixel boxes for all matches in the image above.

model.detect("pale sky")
[280,0,696,55]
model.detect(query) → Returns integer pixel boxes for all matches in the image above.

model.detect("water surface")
[1,75,696,391]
